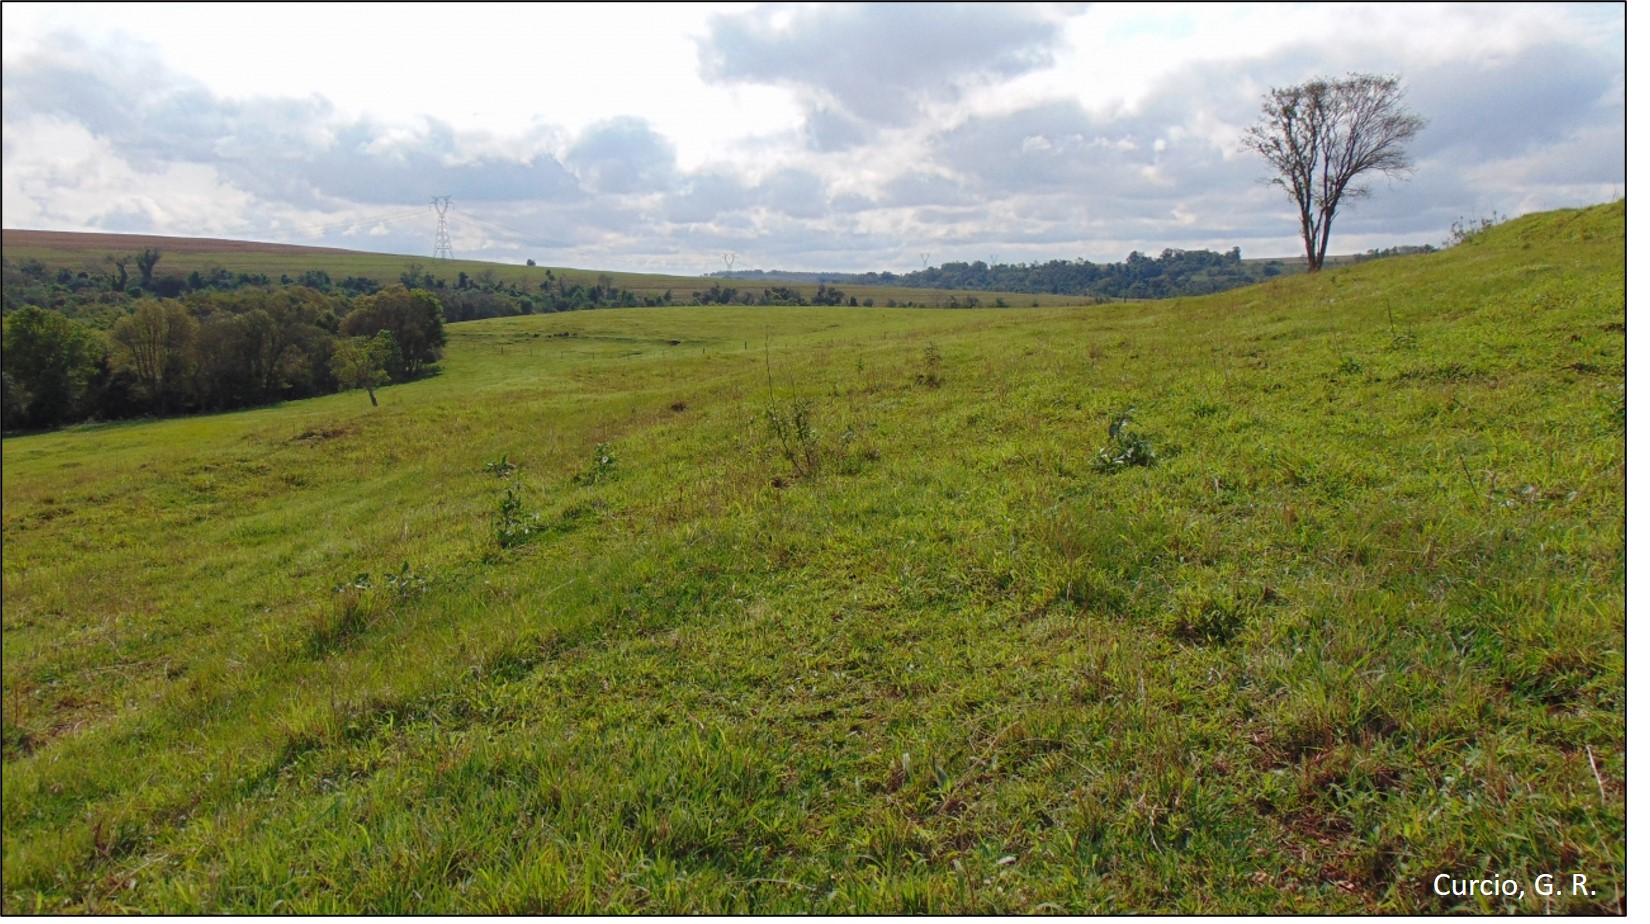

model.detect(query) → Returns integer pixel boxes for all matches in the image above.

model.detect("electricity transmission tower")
[431,195,454,260]
[721,253,738,273]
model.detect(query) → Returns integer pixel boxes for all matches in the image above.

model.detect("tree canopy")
[2,306,102,430]
[1243,73,1426,272]
[340,284,447,381]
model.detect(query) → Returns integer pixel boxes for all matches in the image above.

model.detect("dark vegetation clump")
[3,265,447,430]
[1091,407,1157,472]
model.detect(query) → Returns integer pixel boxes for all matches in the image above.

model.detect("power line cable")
[292,209,429,235]
[446,207,529,242]
[283,208,432,238]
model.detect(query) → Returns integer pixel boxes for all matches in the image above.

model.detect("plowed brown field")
[3,229,360,256]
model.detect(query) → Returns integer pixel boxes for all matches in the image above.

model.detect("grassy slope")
[1,230,1093,308]
[0,203,1625,913]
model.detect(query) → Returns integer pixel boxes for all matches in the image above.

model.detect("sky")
[0,2,1627,275]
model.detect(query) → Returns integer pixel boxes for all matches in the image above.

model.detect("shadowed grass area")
[1,202,1624,913]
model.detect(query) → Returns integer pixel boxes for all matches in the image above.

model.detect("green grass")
[0,202,1625,913]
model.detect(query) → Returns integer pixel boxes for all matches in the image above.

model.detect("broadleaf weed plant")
[1092,406,1157,473]
[572,442,617,486]
[495,482,547,548]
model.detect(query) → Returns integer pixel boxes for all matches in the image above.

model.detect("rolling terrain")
[1,229,1095,308]
[0,202,1626,913]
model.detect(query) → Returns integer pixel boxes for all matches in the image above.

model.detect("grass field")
[0,229,1095,309]
[0,202,1625,913]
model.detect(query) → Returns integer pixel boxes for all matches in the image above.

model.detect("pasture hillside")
[0,202,1625,913]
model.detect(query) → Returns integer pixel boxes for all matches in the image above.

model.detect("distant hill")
[705,244,1439,300]
[5,229,1433,303]
[2,229,363,257]
[2,229,1095,309]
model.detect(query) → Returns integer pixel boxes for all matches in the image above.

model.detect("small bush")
[573,442,617,486]
[914,343,943,388]
[1091,408,1157,473]
[483,453,518,477]
[495,483,547,548]
[766,396,821,480]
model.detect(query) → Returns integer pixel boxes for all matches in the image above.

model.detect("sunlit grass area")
[1,202,1624,913]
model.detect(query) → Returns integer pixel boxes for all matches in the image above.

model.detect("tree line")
[715,247,1281,301]
[0,249,686,433]
[2,254,665,331]
[2,282,444,432]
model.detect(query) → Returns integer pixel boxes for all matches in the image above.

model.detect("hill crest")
[3,228,366,258]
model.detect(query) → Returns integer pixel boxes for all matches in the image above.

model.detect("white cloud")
[3,114,254,234]
[0,2,1627,273]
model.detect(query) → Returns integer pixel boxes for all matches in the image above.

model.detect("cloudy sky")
[1,2,1626,275]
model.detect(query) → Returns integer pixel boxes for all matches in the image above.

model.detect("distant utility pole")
[431,195,454,260]
[920,252,931,270]
[722,253,738,272]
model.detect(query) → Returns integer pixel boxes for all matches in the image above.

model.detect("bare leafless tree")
[1243,73,1426,272]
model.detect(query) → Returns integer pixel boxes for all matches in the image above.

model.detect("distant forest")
[715,244,1435,301]
[0,252,680,431]
[2,256,664,328]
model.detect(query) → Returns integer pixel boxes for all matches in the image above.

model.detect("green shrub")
[572,442,617,486]
[914,342,943,387]
[1091,407,1157,473]
[765,396,821,480]
[494,483,547,548]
